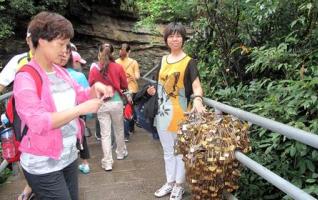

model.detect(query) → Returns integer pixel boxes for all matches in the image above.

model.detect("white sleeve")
[0,55,21,87]
[89,62,100,71]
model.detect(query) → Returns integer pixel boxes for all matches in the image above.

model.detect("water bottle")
[1,127,16,161]
[0,113,9,130]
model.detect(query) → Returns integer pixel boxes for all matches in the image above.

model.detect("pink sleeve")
[13,73,53,134]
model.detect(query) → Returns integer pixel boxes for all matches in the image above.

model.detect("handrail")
[204,98,318,149]
[1,74,317,199]
[141,72,318,200]
[235,151,316,200]
[142,65,159,79]
[0,159,8,174]
[0,91,12,102]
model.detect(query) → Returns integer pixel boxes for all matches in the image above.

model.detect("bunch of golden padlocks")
[175,111,251,200]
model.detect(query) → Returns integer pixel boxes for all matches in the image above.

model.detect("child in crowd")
[60,45,91,174]
[115,43,140,141]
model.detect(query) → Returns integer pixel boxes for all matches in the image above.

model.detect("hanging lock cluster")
[175,111,251,200]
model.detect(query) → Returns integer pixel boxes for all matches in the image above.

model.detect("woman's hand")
[147,85,156,96]
[51,98,103,129]
[91,82,113,100]
[78,98,103,115]
[191,97,206,113]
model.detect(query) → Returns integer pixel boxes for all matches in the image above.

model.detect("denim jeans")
[124,119,130,139]
[134,104,159,140]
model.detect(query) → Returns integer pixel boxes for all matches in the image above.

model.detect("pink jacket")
[13,59,91,160]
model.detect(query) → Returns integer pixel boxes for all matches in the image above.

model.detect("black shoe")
[135,121,142,128]
[95,132,101,141]
[84,127,92,137]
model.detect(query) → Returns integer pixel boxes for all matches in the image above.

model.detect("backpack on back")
[4,65,42,163]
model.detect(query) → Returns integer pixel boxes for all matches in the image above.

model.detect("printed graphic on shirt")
[162,71,180,98]
[156,55,191,132]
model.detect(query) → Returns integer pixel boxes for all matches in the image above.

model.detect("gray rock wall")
[0,5,169,77]
[70,4,168,75]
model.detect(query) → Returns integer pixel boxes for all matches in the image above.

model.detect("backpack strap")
[16,65,42,138]
[125,60,134,71]
[18,65,42,97]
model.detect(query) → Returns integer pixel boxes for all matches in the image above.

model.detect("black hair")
[28,11,74,48]
[163,22,186,46]
[98,43,114,75]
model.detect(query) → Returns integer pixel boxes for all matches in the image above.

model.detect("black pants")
[23,160,78,200]
[79,135,90,159]
[95,117,101,138]
[129,93,137,133]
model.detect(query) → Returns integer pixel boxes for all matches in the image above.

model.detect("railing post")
[0,159,9,174]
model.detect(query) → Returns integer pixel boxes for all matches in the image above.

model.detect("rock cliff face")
[69,3,168,75]
[0,3,168,76]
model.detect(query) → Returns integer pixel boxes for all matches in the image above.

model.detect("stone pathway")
[0,119,191,200]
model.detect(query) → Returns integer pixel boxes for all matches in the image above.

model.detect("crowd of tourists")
[0,11,204,200]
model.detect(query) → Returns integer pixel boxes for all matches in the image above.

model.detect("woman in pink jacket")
[13,11,112,200]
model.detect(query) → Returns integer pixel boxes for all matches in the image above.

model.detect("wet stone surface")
[0,119,191,200]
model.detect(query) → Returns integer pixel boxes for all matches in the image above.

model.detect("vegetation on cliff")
[0,1,317,198]
[135,0,318,199]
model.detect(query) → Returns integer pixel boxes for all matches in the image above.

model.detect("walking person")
[147,22,205,200]
[0,31,34,93]
[61,47,92,174]
[115,43,140,140]
[89,43,128,171]
[89,62,102,141]
[0,28,35,200]
[14,11,113,200]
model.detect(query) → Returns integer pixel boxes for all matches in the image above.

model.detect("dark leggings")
[79,135,90,159]
[23,160,78,200]
[79,115,90,159]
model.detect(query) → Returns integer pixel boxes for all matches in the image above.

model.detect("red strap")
[18,65,42,97]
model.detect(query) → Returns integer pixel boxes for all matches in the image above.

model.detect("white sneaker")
[154,183,174,197]
[101,159,112,171]
[117,149,128,160]
[169,185,184,200]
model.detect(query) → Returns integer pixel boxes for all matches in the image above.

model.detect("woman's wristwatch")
[192,95,203,102]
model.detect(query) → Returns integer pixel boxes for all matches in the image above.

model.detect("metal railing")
[1,74,317,199]
[141,72,318,200]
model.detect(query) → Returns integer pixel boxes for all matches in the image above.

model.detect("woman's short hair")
[28,11,74,48]
[99,43,114,54]
[163,22,186,46]
[119,43,131,59]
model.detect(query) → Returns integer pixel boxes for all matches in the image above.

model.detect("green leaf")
[299,161,306,174]
[306,160,315,172]
[305,179,316,183]
[312,151,318,161]
[312,173,318,179]
[290,147,296,156]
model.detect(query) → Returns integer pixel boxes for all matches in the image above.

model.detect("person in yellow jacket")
[115,43,140,94]
[115,43,140,140]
